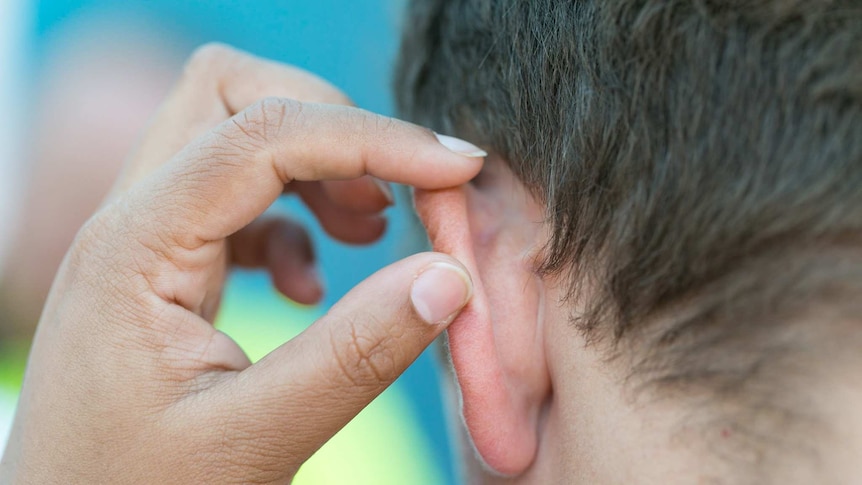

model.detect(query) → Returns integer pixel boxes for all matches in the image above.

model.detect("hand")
[0,44,483,484]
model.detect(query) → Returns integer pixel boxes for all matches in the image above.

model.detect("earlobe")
[415,187,549,476]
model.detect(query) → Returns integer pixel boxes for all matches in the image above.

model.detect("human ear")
[414,186,550,476]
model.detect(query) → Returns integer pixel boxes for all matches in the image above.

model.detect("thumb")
[218,252,472,475]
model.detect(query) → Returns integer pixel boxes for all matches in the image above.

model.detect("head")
[395,1,862,482]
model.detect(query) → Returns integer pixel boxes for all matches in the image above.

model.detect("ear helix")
[414,187,539,476]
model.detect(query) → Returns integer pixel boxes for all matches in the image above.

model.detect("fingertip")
[303,265,326,303]
[320,177,393,214]
[371,178,395,206]
[401,131,485,190]
[409,255,474,326]
[336,214,387,245]
[273,264,325,305]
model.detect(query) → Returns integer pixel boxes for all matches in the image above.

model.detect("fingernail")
[411,262,473,325]
[434,133,488,158]
[372,178,395,205]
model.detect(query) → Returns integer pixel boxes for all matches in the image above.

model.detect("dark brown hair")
[395,0,862,475]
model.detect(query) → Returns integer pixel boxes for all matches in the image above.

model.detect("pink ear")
[415,187,538,476]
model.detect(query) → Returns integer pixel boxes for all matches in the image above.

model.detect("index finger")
[124,98,485,250]
[113,43,353,196]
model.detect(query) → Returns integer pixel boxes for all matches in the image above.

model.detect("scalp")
[396,0,862,477]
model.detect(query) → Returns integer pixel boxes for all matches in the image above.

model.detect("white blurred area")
[0,3,183,443]
[0,0,29,277]
[0,10,184,340]
[0,0,28,447]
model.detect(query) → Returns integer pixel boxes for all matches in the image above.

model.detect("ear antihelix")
[414,187,539,476]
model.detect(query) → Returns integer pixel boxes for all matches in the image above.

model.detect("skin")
[415,155,716,483]
[416,154,862,484]
[6,43,860,484]
[0,44,484,484]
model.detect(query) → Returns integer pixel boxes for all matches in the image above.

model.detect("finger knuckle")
[71,209,124,268]
[226,97,299,149]
[217,97,302,182]
[331,314,399,387]
[184,42,235,76]
[243,96,300,141]
[63,208,160,319]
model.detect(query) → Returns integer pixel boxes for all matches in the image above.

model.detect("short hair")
[395,0,862,476]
